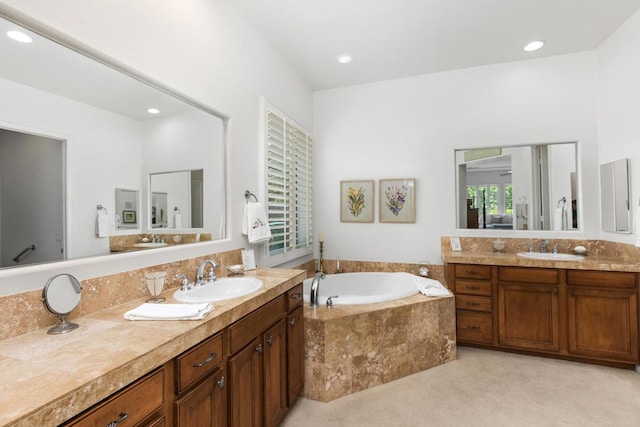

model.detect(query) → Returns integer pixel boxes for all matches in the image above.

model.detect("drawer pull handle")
[256,344,264,354]
[289,317,296,326]
[290,292,302,300]
[553,288,558,296]
[217,375,225,389]
[106,413,128,427]
[466,325,481,331]
[193,352,217,368]
[465,285,481,290]
[466,270,480,275]
[466,302,481,307]
[266,336,274,345]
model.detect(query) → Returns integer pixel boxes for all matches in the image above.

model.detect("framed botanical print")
[340,180,374,223]
[379,178,416,223]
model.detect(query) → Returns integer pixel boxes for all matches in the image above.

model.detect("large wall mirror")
[0,16,226,269]
[455,142,579,231]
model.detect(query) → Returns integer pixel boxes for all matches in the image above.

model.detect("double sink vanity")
[0,267,306,426]
[443,237,640,369]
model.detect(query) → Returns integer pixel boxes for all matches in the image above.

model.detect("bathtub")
[302,271,419,305]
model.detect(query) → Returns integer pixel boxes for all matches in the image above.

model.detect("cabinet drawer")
[287,284,303,312]
[65,368,164,426]
[455,264,491,280]
[176,332,223,394]
[456,280,492,296]
[567,270,637,289]
[456,295,492,312]
[498,267,558,284]
[456,311,493,344]
[228,295,285,354]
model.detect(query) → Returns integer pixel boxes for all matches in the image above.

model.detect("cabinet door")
[568,288,639,362]
[498,283,560,351]
[229,338,263,427]
[175,366,226,427]
[263,319,288,427]
[287,306,304,406]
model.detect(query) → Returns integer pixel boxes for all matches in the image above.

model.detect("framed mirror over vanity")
[0,15,226,268]
[455,142,579,231]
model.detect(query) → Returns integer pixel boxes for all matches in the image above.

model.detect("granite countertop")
[442,251,640,273]
[0,268,306,427]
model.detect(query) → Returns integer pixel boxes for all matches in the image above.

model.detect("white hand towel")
[174,211,182,229]
[96,210,109,238]
[243,202,272,244]
[553,207,563,231]
[124,303,213,321]
[415,277,452,297]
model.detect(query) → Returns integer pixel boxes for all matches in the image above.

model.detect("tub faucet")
[310,272,325,307]
[196,259,218,286]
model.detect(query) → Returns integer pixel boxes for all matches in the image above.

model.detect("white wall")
[597,8,640,244]
[314,52,599,265]
[0,0,312,295]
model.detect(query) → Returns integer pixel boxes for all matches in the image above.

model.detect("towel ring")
[96,204,107,214]
[244,190,258,203]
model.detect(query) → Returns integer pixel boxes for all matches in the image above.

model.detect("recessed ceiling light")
[7,30,32,43]
[336,53,353,64]
[524,41,544,52]
[147,108,160,114]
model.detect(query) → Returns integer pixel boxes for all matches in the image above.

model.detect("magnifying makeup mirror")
[41,274,82,334]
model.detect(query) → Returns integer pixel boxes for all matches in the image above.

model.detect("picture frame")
[379,178,416,223]
[122,210,137,224]
[340,180,374,223]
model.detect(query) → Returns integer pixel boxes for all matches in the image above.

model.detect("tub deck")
[303,292,456,402]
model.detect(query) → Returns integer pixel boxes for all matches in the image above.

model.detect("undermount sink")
[134,242,168,248]
[173,277,264,303]
[517,252,585,261]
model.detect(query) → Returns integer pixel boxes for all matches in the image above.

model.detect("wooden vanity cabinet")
[449,264,494,344]
[566,270,639,362]
[286,284,304,406]
[174,332,226,426]
[497,267,560,352]
[227,294,288,427]
[63,366,166,426]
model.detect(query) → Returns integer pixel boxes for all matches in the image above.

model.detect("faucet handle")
[552,244,565,254]
[175,274,191,291]
[524,242,534,253]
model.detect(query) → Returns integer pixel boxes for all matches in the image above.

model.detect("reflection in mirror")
[456,142,578,231]
[150,170,204,229]
[600,158,630,233]
[115,188,139,230]
[0,15,226,270]
[41,273,82,334]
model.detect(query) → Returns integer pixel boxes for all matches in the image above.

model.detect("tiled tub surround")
[303,293,456,402]
[0,266,306,426]
[0,248,242,341]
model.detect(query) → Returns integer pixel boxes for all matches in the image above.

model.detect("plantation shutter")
[265,105,313,261]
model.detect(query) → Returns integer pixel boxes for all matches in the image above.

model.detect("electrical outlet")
[450,237,462,252]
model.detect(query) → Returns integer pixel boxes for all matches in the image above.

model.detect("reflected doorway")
[0,128,64,267]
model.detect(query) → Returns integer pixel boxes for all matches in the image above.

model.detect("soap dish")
[572,246,588,255]
[226,264,246,276]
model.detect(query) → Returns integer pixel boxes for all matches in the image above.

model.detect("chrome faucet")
[309,272,325,307]
[196,259,218,286]
[540,239,549,253]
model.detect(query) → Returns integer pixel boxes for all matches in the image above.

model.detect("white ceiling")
[236,0,640,90]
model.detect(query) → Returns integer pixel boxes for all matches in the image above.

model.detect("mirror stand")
[41,273,82,335]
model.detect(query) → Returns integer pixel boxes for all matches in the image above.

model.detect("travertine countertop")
[0,268,305,427]
[442,251,640,272]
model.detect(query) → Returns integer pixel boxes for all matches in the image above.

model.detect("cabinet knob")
[193,352,217,368]
[106,413,128,427]
[289,317,296,326]
[553,288,558,296]
[266,336,274,346]
[256,344,264,354]
[217,375,225,389]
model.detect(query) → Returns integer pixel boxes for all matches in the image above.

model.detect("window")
[264,102,313,265]
[467,184,512,214]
